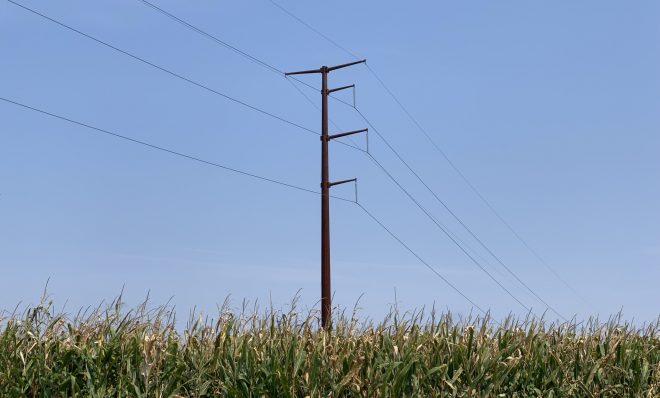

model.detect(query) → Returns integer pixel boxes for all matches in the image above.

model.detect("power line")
[287,72,537,311]
[270,85,509,301]
[363,64,588,307]
[284,76,364,151]
[267,0,361,61]
[6,0,318,137]
[131,0,362,151]
[297,74,562,316]
[1,95,487,316]
[131,0,341,105]
[136,0,282,75]
[283,65,539,314]
[6,0,470,294]
[111,1,540,315]
[0,96,323,196]
[365,151,533,313]
[9,0,546,315]
[355,108,567,321]
[266,0,584,310]
[356,203,487,315]
[122,0,520,314]
[285,83,535,310]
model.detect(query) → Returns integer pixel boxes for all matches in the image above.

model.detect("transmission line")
[269,0,586,310]
[1,95,487,316]
[130,0,362,150]
[98,0,540,315]
[267,0,587,310]
[6,0,318,136]
[136,0,282,75]
[287,72,561,316]
[284,66,545,315]
[284,76,364,150]
[0,96,322,196]
[356,203,487,315]
[131,1,331,104]
[355,108,567,320]
[363,65,587,308]
[9,0,546,315]
[7,0,363,154]
[366,151,532,313]
[267,0,361,61]
[281,77,519,303]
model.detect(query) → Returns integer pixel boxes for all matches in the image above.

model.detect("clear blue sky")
[1,0,658,323]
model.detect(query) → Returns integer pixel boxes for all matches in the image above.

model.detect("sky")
[1,0,659,324]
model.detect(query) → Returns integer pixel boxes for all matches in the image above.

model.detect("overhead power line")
[267,0,585,309]
[0,96,321,196]
[6,0,317,136]
[1,94,487,316]
[354,108,567,321]
[113,0,543,315]
[137,0,283,75]
[283,76,526,293]
[267,0,361,61]
[283,74,551,314]
[131,0,362,150]
[365,151,532,313]
[8,0,363,153]
[8,0,550,317]
[131,0,333,103]
[14,1,500,318]
[356,203,487,315]
[363,64,588,307]
[284,73,544,313]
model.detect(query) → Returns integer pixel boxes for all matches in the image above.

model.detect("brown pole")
[320,66,331,329]
[285,60,365,330]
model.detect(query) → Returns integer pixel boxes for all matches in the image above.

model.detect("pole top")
[285,59,366,76]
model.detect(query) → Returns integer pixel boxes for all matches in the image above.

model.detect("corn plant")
[0,296,658,397]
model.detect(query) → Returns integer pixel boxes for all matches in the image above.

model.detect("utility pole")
[286,59,367,329]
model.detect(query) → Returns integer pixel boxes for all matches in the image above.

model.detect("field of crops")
[0,297,658,397]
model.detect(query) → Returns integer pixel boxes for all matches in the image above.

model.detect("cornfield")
[0,296,658,397]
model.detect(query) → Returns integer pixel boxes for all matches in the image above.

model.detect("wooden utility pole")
[286,59,367,329]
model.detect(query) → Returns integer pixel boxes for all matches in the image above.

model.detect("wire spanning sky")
[1,0,658,322]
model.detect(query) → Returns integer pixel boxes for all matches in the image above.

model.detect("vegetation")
[0,296,658,397]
